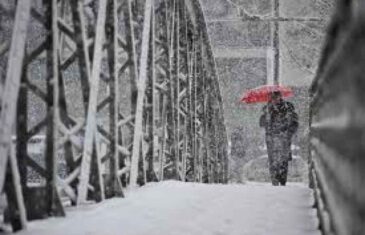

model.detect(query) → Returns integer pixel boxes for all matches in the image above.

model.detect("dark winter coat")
[259,100,298,161]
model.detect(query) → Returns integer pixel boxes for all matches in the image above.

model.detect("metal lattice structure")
[309,0,365,234]
[0,0,228,231]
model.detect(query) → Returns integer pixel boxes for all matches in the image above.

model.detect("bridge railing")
[309,0,365,234]
[0,0,228,231]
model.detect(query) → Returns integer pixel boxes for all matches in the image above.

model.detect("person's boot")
[279,174,287,186]
[272,179,279,186]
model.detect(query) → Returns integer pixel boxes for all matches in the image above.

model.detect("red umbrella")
[240,85,293,104]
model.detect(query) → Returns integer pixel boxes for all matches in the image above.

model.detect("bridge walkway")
[16,181,320,235]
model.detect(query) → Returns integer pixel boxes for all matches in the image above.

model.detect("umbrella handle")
[266,104,270,126]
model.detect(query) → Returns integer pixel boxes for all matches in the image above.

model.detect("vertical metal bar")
[207,97,213,183]
[9,143,27,229]
[129,0,153,187]
[149,0,157,181]
[126,0,139,115]
[45,0,64,216]
[45,0,55,214]
[181,2,189,182]
[108,0,123,197]
[188,39,195,182]
[155,1,168,181]
[167,0,177,179]
[273,0,280,85]
[214,108,220,182]
[159,95,167,181]
[78,0,108,204]
[198,35,205,183]
[141,114,148,183]
[202,57,209,183]
[175,0,181,179]
[4,152,23,231]
[0,0,31,193]
[185,5,193,182]
[211,104,217,182]
[16,74,28,189]
[193,40,198,181]
[70,0,91,109]
[58,1,80,200]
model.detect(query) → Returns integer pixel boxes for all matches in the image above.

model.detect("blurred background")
[200,0,334,183]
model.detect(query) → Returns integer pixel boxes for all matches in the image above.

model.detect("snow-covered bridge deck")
[17,181,319,235]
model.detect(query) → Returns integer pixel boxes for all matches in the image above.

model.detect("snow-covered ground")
[16,181,320,235]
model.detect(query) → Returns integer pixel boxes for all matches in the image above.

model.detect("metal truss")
[0,0,228,231]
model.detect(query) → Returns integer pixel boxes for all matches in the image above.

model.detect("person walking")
[259,91,298,186]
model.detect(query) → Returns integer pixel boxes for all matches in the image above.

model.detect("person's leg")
[268,156,278,186]
[266,137,279,186]
[274,167,281,185]
[275,134,289,186]
[271,170,279,186]
[279,161,289,186]
[271,155,282,186]
[272,136,284,186]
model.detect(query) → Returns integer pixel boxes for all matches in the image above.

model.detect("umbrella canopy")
[240,85,293,104]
